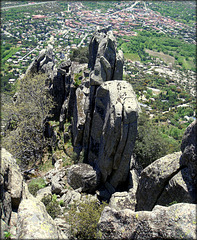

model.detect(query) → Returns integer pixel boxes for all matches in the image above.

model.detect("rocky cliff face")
[0,148,66,239]
[70,27,140,197]
[26,44,71,119]
[98,120,197,239]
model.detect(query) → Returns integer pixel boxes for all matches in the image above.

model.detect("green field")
[124,53,140,61]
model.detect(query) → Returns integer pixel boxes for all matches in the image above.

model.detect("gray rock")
[89,26,122,86]
[88,80,140,190]
[180,120,197,189]
[156,167,195,206]
[136,152,182,211]
[1,219,9,239]
[67,163,99,192]
[109,191,136,211]
[54,217,71,239]
[36,186,52,202]
[26,45,69,118]
[60,189,81,205]
[98,203,197,240]
[113,50,124,80]
[16,198,65,239]
[1,148,23,221]
[9,211,18,238]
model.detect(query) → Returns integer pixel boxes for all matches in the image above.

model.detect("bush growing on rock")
[41,194,61,219]
[66,200,108,240]
[28,177,46,196]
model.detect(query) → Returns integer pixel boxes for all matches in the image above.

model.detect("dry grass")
[145,49,175,65]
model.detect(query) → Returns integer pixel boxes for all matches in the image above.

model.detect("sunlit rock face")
[71,27,140,195]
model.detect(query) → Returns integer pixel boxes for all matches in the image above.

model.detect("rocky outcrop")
[0,148,66,239]
[89,26,124,85]
[98,203,197,240]
[136,120,197,211]
[71,27,140,197]
[180,120,197,191]
[136,152,182,211]
[16,198,67,239]
[0,148,23,224]
[89,81,140,191]
[26,45,72,120]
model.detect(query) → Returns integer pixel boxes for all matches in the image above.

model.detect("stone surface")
[67,163,99,192]
[16,198,65,239]
[109,191,136,211]
[89,26,123,85]
[59,189,81,206]
[0,148,23,225]
[26,45,70,119]
[36,186,52,201]
[98,203,197,240]
[88,80,140,191]
[180,120,197,190]
[136,152,182,211]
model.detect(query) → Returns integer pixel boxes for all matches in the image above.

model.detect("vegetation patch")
[66,200,108,240]
[28,177,46,196]
[41,194,61,219]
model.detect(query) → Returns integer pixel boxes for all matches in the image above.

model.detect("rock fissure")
[153,165,187,208]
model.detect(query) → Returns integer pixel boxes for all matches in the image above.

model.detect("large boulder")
[88,80,140,191]
[67,163,99,192]
[136,121,197,211]
[26,45,71,119]
[136,152,182,211]
[0,148,23,224]
[16,198,66,239]
[98,203,197,240]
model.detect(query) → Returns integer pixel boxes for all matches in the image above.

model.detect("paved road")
[1,2,50,10]
[111,1,140,15]
[18,46,39,62]
[77,33,88,48]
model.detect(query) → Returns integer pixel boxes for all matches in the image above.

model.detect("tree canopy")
[2,73,55,167]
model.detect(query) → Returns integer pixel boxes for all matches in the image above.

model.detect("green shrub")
[4,231,12,240]
[66,200,108,240]
[41,194,61,219]
[28,177,46,196]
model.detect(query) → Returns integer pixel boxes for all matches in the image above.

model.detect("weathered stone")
[113,50,124,80]
[1,219,9,239]
[72,84,90,156]
[67,163,99,192]
[88,80,140,190]
[89,26,122,86]
[59,189,81,205]
[16,198,64,239]
[54,217,71,239]
[98,203,197,240]
[156,167,195,206]
[9,211,18,238]
[136,152,182,211]
[1,148,23,213]
[109,191,136,211]
[36,186,52,201]
[180,120,197,188]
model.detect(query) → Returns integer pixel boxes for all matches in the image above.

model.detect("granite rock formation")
[0,148,66,239]
[98,203,197,240]
[136,120,197,211]
[71,27,140,197]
